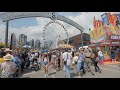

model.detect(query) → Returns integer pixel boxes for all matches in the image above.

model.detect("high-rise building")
[28,39,34,48]
[19,34,27,47]
[35,39,41,49]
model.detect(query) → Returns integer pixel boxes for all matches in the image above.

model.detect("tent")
[22,45,31,48]
[58,44,74,48]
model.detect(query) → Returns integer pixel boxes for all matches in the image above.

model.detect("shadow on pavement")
[18,68,35,78]
[71,72,77,78]
[71,68,74,70]
[21,77,30,78]
[49,72,56,76]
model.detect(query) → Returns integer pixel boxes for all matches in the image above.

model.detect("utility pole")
[5,20,9,48]
[81,31,84,48]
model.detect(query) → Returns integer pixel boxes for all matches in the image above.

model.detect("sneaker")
[65,75,67,78]
[54,70,56,73]
[44,74,47,77]
[46,74,48,77]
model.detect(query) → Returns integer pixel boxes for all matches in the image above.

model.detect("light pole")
[81,31,84,48]
[5,20,9,48]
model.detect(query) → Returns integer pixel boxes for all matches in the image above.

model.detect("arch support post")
[81,31,83,48]
[5,20,9,48]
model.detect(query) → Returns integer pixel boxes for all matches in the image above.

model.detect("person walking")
[63,49,72,78]
[43,54,49,77]
[56,50,61,71]
[73,52,82,78]
[51,51,57,73]
[84,48,94,75]
[91,50,101,73]
[110,49,116,63]
[98,49,104,65]
[79,49,85,74]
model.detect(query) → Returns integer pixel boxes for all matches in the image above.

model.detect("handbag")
[95,57,100,62]
[75,61,77,64]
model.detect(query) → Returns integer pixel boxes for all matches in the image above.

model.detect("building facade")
[68,33,90,49]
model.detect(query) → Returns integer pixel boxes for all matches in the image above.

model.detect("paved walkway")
[19,64,120,78]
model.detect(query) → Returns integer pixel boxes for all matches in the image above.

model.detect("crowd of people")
[0,47,104,78]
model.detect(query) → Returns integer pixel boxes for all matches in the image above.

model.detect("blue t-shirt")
[13,57,21,67]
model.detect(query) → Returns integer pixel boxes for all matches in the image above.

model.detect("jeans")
[65,65,71,78]
[80,61,85,73]
[76,62,81,72]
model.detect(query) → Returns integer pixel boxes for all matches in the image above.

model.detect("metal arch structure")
[43,20,69,48]
[0,12,84,48]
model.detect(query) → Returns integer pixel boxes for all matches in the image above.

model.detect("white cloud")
[0,12,119,46]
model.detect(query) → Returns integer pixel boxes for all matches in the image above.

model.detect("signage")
[111,42,119,44]
[101,42,110,45]
[110,35,120,40]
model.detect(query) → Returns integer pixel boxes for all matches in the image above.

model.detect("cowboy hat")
[3,54,13,61]
[4,48,12,52]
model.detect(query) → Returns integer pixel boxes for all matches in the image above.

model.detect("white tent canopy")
[22,45,31,48]
[79,46,88,50]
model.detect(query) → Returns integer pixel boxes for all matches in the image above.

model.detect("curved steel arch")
[43,20,69,48]
[0,12,84,32]
[0,12,84,48]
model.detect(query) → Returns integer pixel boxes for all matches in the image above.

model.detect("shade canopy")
[58,44,74,48]
[22,45,31,48]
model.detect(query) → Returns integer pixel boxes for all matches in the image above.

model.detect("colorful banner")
[101,13,109,25]
[91,12,120,43]
[101,13,120,39]
[91,17,104,43]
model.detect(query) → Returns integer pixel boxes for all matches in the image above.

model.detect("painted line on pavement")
[100,67,120,73]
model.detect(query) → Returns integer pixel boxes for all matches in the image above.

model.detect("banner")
[93,16,105,42]
[101,13,109,25]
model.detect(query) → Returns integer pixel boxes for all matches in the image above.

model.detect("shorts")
[99,56,104,61]
[30,59,37,64]
[44,61,48,65]
[111,54,115,59]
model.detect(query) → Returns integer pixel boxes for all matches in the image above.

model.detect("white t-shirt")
[62,52,72,65]
[44,57,48,62]
[98,51,103,57]
[35,52,38,57]
[73,56,78,62]
[52,55,56,58]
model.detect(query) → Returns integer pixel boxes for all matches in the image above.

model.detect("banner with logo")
[91,17,105,43]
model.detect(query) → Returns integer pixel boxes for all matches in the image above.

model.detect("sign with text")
[110,35,120,40]
[111,42,120,44]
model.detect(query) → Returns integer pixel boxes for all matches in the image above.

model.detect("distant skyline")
[0,12,119,45]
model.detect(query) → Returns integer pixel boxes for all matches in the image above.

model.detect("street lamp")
[81,31,84,48]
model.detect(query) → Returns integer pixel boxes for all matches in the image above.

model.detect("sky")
[0,12,119,46]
